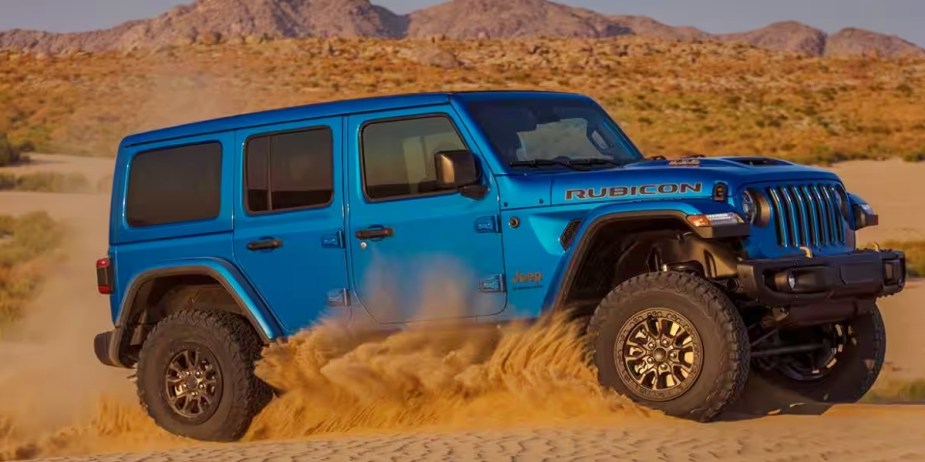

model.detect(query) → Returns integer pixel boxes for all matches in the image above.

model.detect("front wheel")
[752,306,886,404]
[137,310,272,441]
[587,272,750,421]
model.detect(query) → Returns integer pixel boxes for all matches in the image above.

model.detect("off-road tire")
[588,272,750,421]
[137,310,272,441]
[754,306,886,405]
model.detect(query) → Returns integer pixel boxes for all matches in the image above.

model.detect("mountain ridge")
[1,0,922,58]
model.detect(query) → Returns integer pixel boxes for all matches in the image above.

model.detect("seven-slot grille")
[765,183,847,248]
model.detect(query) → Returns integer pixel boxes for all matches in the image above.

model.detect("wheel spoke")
[615,308,702,398]
[164,348,223,420]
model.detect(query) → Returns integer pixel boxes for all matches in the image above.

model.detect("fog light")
[773,269,827,294]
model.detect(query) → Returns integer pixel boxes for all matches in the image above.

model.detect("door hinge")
[326,288,351,307]
[474,215,500,233]
[321,230,345,249]
[479,274,506,293]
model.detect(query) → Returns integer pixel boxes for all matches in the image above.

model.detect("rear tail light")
[96,257,113,294]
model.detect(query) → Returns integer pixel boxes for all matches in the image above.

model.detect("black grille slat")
[766,182,846,249]
[810,185,830,246]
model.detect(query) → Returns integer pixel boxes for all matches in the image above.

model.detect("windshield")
[465,98,643,168]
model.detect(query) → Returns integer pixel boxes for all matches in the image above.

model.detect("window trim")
[359,113,475,203]
[243,125,336,216]
[126,141,224,228]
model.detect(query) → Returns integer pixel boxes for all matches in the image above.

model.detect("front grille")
[765,183,847,248]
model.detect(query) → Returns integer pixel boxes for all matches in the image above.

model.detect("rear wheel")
[588,272,750,421]
[751,306,885,404]
[137,310,272,441]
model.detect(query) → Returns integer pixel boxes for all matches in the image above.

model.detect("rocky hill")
[719,21,828,56]
[0,0,922,58]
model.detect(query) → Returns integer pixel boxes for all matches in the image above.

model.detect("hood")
[500,157,841,207]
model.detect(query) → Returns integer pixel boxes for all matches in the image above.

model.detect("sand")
[1,155,924,462]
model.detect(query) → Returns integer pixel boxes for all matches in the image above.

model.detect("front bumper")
[737,249,905,306]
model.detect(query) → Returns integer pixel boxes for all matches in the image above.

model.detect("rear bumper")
[737,249,905,306]
[94,328,128,368]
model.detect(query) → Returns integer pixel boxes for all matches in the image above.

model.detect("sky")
[1,0,924,46]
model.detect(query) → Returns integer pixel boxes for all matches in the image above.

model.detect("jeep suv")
[94,91,905,440]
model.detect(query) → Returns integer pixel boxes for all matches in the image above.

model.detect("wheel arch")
[105,259,283,368]
[544,201,749,317]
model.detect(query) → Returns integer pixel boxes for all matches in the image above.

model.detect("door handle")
[247,238,283,251]
[355,226,394,240]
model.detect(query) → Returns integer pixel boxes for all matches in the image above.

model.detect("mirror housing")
[435,150,487,200]
[435,150,479,188]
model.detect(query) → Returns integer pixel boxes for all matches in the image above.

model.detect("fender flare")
[105,258,284,367]
[543,200,749,312]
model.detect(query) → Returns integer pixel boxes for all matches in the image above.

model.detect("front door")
[233,118,349,334]
[346,108,507,323]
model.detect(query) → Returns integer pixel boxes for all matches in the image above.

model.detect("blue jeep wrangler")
[94,91,905,440]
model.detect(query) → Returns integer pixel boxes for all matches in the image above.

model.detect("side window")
[126,142,222,227]
[245,127,334,213]
[362,116,467,200]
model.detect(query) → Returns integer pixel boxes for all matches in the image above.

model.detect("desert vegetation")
[0,37,924,162]
[0,212,63,330]
[0,134,27,167]
[866,379,925,403]
[0,172,91,193]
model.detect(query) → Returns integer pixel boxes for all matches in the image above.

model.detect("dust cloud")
[0,308,652,460]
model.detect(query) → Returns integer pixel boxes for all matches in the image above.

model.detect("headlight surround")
[741,191,758,224]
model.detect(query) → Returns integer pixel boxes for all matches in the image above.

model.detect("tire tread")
[587,272,749,421]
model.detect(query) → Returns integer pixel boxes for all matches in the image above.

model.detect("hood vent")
[728,157,790,167]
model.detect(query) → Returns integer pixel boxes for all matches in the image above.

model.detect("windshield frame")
[462,96,645,172]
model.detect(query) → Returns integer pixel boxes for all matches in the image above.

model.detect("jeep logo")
[512,271,543,285]
[565,183,702,201]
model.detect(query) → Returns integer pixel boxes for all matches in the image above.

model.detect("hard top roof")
[120,90,589,147]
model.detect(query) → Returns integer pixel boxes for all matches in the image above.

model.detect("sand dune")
[1,155,925,462]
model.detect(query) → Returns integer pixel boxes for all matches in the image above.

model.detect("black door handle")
[247,238,283,251]
[356,227,394,240]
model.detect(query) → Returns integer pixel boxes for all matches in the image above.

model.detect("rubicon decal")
[565,183,703,200]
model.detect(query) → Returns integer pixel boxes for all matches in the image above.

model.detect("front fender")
[115,257,284,342]
[543,199,748,311]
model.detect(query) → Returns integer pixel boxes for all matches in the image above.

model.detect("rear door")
[346,107,507,323]
[232,118,349,334]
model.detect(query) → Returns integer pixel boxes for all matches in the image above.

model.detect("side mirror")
[435,150,487,199]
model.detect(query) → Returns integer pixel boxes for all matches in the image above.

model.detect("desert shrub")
[903,150,925,162]
[865,379,925,403]
[0,212,63,327]
[0,172,91,193]
[0,134,24,167]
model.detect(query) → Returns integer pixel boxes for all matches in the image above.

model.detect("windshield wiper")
[566,158,622,168]
[509,158,623,170]
[508,159,573,169]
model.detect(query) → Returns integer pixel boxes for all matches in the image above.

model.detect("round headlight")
[741,191,758,224]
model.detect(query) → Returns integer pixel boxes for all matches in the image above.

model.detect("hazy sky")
[1,0,923,46]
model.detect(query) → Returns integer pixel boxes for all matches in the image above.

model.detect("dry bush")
[0,212,63,329]
[0,172,91,194]
[0,134,26,167]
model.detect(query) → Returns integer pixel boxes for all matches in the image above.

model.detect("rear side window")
[362,116,467,200]
[245,127,334,213]
[126,143,222,227]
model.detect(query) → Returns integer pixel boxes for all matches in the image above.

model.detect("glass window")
[466,98,643,167]
[126,142,222,227]
[245,128,334,213]
[362,116,467,200]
